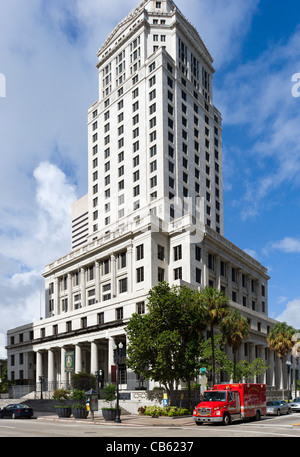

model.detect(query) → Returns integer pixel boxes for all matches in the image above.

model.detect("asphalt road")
[0,412,300,440]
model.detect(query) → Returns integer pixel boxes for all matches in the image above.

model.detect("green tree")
[199,334,232,379]
[126,282,207,405]
[233,358,270,383]
[197,287,230,385]
[220,309,250,382]
[268,322,295,399]
[71,372,96,391]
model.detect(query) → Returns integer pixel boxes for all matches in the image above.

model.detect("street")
[0,412,300,439]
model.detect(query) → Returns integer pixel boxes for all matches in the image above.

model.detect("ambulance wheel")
[223,413,231,426]
[255,410,261,421]
[195,422,203,426]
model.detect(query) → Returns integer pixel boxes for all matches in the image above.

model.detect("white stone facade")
[6,0,300,394]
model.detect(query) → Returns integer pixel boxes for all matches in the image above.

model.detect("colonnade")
[34,335,127,391]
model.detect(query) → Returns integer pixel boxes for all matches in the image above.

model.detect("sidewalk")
[35,411,195,428]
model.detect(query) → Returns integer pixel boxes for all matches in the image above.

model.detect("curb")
[36,414,195,428]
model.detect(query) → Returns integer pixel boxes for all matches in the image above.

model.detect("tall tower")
[87,0,223,243]
[7,0,281,393]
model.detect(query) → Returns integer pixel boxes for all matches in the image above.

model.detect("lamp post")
[286,360,291,401]
[95,370,103,398]
[114,342,123,423]
[39,375,44,400]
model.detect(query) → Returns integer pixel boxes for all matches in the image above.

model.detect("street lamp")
[95,370,103,398]
[114,342,123,423]
[39,375,44,400]
[286,360,291,401]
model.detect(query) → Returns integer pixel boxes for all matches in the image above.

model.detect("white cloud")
[270,237,300,254]
[0,162,77,357]
[276,299,300,329]
[176,0,260,69]
[216,28,300,219]
[244,248,258,259]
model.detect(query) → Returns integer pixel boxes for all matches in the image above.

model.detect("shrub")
[71,389,86,409]
[52,389,70,405]
[71,372,96,390]
[101,383,117,408]
[138,405,191,417]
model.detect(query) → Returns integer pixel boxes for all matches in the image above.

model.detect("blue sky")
[0,0,300,357]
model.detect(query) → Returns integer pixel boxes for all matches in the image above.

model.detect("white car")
[289,398,300,412]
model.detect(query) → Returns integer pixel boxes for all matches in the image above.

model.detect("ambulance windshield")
[202,391,227,402]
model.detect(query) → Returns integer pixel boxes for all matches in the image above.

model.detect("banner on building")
[65,351,75,373]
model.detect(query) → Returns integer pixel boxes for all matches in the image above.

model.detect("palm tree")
[198,287,230,385]
[267,322,295,400]
[220,310,250,382]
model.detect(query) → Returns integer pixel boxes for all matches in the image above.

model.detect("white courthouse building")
[6,0,299,394]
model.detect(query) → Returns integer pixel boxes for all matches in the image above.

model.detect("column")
[67,274,72,311]
[90,341,98,375]
[111,254,116,298]
[48,349,55,392]
[81,268,86,307]
[95,261,100,304]
[203,248,208,287]
[107,336,115,383]
[215,255,221,289]
[237,268,243,304]
[75,344,82,373]
[36,351,43,385]
[268,347,275,387]
[227,262,232,299]
[256,280,262,313]
[54,278,59,315]
[61,347,67,388]
[127,245,133,293]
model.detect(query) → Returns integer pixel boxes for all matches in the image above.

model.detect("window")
[103,259,110,275]
[98,312,104,325]
[116,307,123,320]
[173,245,182,261]
[157,245,165,261]
[174,267,182,280]
[81,317,87,328]
[136,266,144,283]
[119,278,127,293]
[136,244,144,260]
[195,246,201,261]
[150,176,157,188]
[196,268,201,284]
[88,289,95,306]
[158,267,165,282]
[137,302,145,314]
[66,321,72,332]
[118,252,126,269]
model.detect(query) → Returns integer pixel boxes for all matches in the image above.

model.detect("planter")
[101,408,120,421]
[72,408,89,419]
[56,407,72,418]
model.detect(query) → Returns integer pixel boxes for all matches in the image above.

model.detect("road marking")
[228,427,299,438]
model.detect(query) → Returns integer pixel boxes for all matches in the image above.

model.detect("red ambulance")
[193,383,266,426]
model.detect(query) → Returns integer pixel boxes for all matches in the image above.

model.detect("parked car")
[266,401,291,415]
[289,398,300,412]
[0,404,34,419]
